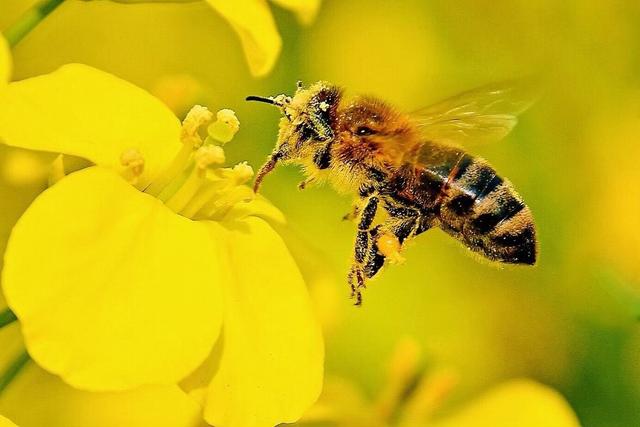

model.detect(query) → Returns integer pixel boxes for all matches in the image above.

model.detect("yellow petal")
[0,364,204,427]
[0,64,181,187]
[2,167,223,391]
[203,217,323,427]
[0,34,10,85]
[270,0,321,25]
[205,0,282,76]
[0,415,17,427]
[109,0,200,2]
[431,379,581,427]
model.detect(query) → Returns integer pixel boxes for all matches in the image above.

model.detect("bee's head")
[247,81,342,191]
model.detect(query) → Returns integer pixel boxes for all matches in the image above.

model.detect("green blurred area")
[1,1,640,426]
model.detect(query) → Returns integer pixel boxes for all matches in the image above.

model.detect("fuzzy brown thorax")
[249,81,419,193]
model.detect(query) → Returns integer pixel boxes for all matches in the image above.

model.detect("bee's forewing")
[411,79,539,146]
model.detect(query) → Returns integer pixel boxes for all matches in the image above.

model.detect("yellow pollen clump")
[195,145,225,170]
[230,161,254,184]
[120,148,145,184]
[217,109,240,132]
[180,105,214,147]
[208,109,240,144]
[377,233,405,264]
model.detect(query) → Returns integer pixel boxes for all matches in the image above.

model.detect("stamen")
[120,148,145,186]
[200,185,255,220]
[194,145,225,171]
[144,105,215,196]
[230,162,254,184]
[180,105,214,148]
[165,165,205,213]
[133,104,265,221]
[180,177,227,219]
[195,163,255,219]
[207,109,240,144]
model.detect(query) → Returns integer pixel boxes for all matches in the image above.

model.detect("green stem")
[0,351,29,395]
[3,0,66,47]
[0,308,17,329]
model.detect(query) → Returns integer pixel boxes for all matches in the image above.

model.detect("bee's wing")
[411,79,538,146]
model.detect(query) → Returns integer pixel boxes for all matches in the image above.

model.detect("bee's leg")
[348,195,380,305]
[362,225,386,279]
[373,204,431,267]
[344,185,376,220]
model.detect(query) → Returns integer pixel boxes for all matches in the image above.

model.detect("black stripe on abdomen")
[469,195,525,234]
[458,163,497,201]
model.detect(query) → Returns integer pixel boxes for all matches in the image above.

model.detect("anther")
[180,105,214,147]
[207,109,240,144]
[230,162,254,184]
[120,148,145,185]
[194,145,225,171]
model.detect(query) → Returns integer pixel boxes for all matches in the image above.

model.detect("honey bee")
[247,80,537,305]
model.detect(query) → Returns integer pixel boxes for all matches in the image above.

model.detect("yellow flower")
[0,64,323,427]
[0,415,17,427]
[296,339,581,427]
[1,295,201,427]
[203,0,320,75]
[0,359,204,427]
[99,0,321,76]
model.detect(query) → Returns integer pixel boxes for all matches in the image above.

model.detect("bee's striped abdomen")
[436,153,537,265]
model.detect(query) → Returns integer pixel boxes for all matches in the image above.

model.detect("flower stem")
[0,308,17,329]
[0,351,29,395]
[3,0,66,47]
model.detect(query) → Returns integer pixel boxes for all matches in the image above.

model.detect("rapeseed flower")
[297,339,581,427]
[89,0,321,76]
[0,415,16,427]
[0,63,323,427]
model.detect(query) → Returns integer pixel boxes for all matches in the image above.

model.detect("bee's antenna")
[246,95,276,105]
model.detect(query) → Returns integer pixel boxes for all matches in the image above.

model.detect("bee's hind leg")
[348,195,380,305]
[373,208,433,267]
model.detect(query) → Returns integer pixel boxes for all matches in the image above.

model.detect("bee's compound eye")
[356,126,375,136]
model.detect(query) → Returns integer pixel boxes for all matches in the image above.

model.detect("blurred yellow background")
[1,1,639,426]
